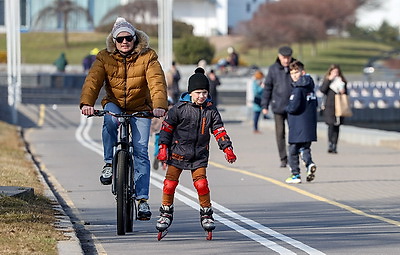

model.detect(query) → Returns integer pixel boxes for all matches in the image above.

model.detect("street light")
[5,0,21,124]
[157,0,173,71]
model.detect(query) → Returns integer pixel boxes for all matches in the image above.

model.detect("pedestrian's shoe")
[285,174,301,184]
[306,163,317,182]
[100,163,112,185]
[331,143,337,154]
[280,160,287,168]
[137,199,152,220]
[328,143,337,154]
[153,157,159,170]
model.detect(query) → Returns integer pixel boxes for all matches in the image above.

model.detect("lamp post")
[157,0,173,71]
[5,0,21,124]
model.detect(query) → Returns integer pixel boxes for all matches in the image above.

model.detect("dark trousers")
[288,142,313,175]
[274,113,288,162]
[253,111,261,131]
[328,124,340,145]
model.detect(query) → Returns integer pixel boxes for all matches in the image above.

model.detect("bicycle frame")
[111,115,134,198]
[88,110,154,235]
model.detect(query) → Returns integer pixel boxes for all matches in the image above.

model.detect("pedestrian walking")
[319,64,348,154]
[285,61,318,184]
[252,70,265,134]
[82,48,99,73]
[261,46,296,167]
[166,61,181,103]
[53,52,68,72]
[207,69,221,107]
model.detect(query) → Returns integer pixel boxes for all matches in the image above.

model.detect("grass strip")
[0,121,65,255]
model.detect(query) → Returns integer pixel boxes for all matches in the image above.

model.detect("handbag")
[335,94,353,117]
[254,96,262,106]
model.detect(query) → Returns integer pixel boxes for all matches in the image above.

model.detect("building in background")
[0,0,270,36]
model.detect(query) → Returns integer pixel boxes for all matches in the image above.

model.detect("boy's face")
[190,89,208,105]
[290,69,305,82]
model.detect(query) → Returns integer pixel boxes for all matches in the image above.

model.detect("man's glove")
[223,147,237,163]
[157,144,168,162]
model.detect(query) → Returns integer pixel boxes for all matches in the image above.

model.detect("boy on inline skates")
[156,67,237,240]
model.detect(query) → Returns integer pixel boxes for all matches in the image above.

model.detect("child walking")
[156,67,237,238]
[285,60,318,184]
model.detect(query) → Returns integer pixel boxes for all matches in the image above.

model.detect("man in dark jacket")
[285,61,317,184]
[261,46,296,167]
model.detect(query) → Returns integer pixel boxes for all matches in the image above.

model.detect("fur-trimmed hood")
[105,28,150,55]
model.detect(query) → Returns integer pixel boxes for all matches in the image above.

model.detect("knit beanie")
[111,17,136,38]
[188,67,210,93]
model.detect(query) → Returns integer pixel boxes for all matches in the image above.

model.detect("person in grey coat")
[285,61,317,184]
[261,46,296,167]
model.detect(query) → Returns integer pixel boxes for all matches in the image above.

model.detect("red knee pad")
[194,178,210,196]
[163,179,178,195]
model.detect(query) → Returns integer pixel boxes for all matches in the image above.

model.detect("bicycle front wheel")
[126,164,135,233]
[116,150,129,235]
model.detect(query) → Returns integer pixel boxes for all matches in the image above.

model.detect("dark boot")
[331,143,337,153]
[328,143,334,153]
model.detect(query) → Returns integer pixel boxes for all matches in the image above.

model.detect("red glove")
[157,144,168,162]
[223,147,237,163]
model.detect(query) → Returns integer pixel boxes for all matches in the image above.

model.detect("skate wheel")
[206,231,212,240]
[157,230,168,241]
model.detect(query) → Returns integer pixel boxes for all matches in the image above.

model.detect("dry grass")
[0,121,64,255]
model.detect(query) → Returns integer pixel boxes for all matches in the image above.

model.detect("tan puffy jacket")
[80,29,168,113]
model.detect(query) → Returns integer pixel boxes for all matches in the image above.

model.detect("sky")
[356,0,400,28]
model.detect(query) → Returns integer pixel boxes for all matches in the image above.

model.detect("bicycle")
[88,109,154,235]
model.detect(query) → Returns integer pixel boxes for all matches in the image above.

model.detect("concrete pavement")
[1,103,399,254]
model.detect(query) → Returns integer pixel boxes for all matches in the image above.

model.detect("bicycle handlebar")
[87,110,155,118]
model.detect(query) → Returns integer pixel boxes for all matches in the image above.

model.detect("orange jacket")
[80,29,168,113]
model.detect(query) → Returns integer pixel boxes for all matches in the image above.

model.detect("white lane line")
[76,115,103,154]
[76,115,325,255]
[150,174,294,254]
[151,172,324,255]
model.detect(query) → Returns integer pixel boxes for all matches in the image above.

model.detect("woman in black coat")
[319,64,348,153]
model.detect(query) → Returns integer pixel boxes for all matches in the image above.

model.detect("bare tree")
[99,0,158,29]
[33,0,93,48]
[237,0,379,56]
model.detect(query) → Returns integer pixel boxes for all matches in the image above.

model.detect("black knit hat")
[188,67,210,93]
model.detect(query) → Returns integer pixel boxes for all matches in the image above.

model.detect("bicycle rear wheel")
[116,150,128,235]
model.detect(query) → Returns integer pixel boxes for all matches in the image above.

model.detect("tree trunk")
[63,13,69,48]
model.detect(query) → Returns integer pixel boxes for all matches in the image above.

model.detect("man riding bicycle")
[80,17,168,220]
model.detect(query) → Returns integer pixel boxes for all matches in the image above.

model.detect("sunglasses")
[114,35,134,43]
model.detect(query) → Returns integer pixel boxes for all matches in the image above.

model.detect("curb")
[19,127,84,255]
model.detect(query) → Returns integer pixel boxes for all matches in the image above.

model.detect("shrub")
[173,21,193,38]
[174,36,215,65]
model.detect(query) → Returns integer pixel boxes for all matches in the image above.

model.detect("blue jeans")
[102,102,151,200]
[253,111,261,131]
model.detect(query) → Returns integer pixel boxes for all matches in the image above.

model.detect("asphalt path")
[20,103,400,255]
